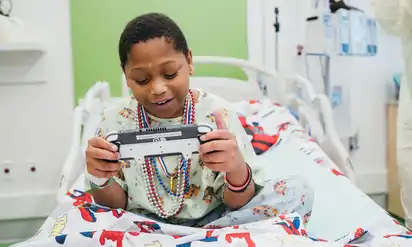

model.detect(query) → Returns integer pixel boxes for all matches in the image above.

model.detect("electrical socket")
[349,131,360,153]
[27,160,37,173]
[1,160,13,180]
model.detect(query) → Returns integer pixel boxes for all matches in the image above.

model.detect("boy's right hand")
[86,137,121,179]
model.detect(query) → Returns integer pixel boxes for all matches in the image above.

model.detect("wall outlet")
[1,160,13,181]
[27,160,38,174]
[349,131,360,153]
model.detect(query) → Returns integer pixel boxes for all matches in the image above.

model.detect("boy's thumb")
[213,110,227,129]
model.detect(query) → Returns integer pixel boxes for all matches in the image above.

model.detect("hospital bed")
[57,56,356,202]
[43,56,407,245]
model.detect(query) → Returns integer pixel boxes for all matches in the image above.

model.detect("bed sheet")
[258,142,400,239]
[231,99,340,171]
[231,99,402,238]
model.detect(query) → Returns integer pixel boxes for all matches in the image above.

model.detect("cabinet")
[386,102,405,218]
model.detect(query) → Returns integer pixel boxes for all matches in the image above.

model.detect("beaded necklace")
[136,90,195,218]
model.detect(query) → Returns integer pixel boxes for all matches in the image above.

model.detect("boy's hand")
[199,111,247,173]
[85,137,121,178]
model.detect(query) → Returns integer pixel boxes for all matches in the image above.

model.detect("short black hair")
[118,13,189,69]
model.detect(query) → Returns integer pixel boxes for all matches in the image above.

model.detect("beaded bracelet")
[224,163,252,193]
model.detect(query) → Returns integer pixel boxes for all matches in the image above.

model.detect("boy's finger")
[87,146,119,160]
[89,137,118,151]
[213,110,227,129]
[201,151,227,163]
[200,139,231,154]
[200,129,232,142]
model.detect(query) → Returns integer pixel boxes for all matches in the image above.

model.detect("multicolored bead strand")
[136,90,195,218]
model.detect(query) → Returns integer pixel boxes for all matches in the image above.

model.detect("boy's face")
[123,37,193,119]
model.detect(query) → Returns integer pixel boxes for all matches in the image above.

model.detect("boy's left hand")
[199,110,246,173]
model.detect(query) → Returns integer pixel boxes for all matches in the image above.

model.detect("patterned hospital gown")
[84,89,314,227]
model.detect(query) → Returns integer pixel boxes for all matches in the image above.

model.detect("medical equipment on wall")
[338,10,370,56]
[304,51,358,153]
[345,10,378,56]
[0,0,27,43]
[302,2,376,152]
[305,7,378,57]
[366,18,378,56]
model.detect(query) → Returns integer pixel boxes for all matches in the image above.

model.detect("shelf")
[0,42,47,86]
[0,42,46,53]
[0,80,46,85]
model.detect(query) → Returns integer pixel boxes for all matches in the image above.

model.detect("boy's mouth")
[155,99,170,105]
[152,97,173,106]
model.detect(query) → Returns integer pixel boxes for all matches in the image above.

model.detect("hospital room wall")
[0,0,74,240]
[70,0,248,102]
[248,0,403,196]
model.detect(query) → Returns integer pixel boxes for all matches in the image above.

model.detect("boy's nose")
[150,78,167,95]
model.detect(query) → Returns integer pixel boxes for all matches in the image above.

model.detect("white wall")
[248,0,404,195]
[0,0,73,241]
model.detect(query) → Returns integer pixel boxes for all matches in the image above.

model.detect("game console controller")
[105,124,214,164]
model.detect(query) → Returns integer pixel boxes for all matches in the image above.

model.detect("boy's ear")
[121,65,131,88]
[187,49,194,76]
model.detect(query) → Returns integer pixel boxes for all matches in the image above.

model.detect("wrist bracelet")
[85,172,114,190]
[224,163,252,193]
[89,177,114,190]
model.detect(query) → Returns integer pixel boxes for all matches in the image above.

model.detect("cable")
[274,7,280,71]
[274,7,280,33]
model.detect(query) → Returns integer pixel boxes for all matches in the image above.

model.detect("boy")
[85,13,313,227]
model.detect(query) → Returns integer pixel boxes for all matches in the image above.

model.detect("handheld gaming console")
[105,124,214,164]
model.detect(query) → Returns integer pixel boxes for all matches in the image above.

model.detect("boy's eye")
[134,78,150,85]
[163,71,178,79]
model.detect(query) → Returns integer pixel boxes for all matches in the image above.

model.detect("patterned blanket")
[235,100,339,171]
[12,190,412,246]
